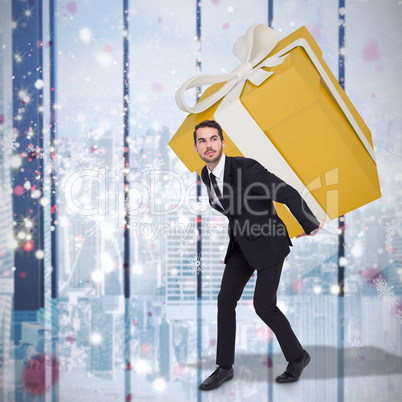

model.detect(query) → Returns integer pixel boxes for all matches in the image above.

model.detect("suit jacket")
[201,156,320,270]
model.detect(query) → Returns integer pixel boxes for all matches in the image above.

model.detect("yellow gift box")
[169,25,381,238]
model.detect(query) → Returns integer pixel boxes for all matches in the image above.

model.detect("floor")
[1,294,401,401]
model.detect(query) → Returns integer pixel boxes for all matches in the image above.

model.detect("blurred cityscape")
[0,0,401,401]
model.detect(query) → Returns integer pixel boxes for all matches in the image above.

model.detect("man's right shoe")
[199,366,234,391]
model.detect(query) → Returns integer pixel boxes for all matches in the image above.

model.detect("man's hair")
[193,120,224,143]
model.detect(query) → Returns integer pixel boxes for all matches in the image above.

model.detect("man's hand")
[296,220,325,239]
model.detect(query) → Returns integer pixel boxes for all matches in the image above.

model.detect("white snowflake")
[385,219,400,252]
[383,148,402,161]
[372,274,398,309]
[165,200,178,211]
[188,199,210,214]
[27,146,44,159]
[123,192,149,218]
[382,292,399,310]
[351,339,365,358]
[176,206,185,218]
[329,238,345,248]
[27,146,63,172]
[128,170,140,182]
[81,212,122,238]
[142,159,165,175]
[163,199,185,216]
[78,154,105,172]
[178,242,190,256]
[84,225,98,238]
[0,134,20,154]
[42,151,63,172]
[189,254,205,275]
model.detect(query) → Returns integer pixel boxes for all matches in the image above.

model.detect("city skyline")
[0,0,401,400]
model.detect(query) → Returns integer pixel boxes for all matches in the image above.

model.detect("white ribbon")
[175,24,377,225]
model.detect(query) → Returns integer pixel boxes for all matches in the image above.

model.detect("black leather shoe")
[275,349,310,383]
[199,367,234,391]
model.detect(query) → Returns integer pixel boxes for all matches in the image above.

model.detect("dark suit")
[201,155,320,366]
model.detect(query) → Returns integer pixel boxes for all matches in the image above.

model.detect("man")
[193,120,324,391]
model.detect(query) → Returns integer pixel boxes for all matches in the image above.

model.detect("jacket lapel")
[221,155,232,211]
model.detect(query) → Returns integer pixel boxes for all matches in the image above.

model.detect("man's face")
[194,126,226,165]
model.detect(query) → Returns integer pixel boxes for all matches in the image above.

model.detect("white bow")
[175,24,288,114]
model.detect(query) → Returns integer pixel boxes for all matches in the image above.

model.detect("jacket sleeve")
[244,158,320,234]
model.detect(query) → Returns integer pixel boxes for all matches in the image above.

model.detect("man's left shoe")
[275,349,311,383]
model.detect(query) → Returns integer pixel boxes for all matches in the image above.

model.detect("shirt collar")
[207,153,226,180]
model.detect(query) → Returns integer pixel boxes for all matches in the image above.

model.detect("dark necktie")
[210,172,224,208]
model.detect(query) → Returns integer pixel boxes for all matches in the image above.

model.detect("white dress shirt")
[207,153,226,210]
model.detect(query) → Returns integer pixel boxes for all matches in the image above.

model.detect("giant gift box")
[169,25,381,238]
